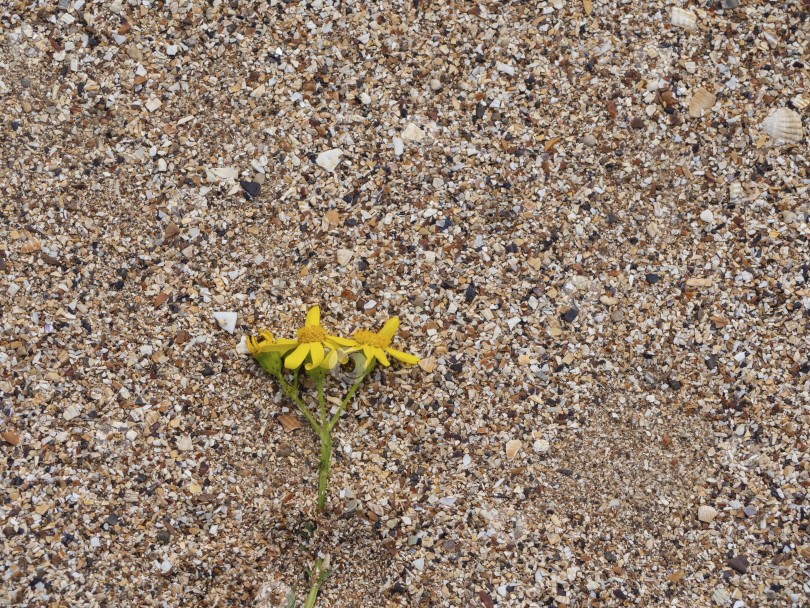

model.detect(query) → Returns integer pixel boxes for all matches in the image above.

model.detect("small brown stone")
[154,292,170,308]
[630,116,645,129]
[165,223,180,239]
[728,555,749,574]
[1,431,21,446]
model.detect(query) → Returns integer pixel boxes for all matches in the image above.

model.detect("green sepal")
[253,350,282,377]
[305,365,328,382]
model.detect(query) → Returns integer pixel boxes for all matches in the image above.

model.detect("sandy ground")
[1,0,809,606]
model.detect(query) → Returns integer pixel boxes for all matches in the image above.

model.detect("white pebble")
[177,436,193,451]
[392,137,404,156]
[699,210,714,223]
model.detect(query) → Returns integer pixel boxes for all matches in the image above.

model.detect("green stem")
[316,431,332,512]
[315,375,330,512]
[328,360,375,432]
[316,377,327,429]
[304,558,331,608]
[281,368,321,435]
[291,392,322,436]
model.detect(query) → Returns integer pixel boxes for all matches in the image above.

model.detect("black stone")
[240,181,261,200]
[202,365,215,377]
[157,531,171,544]
[645,273,661,284]
[464,282,476,303]
[106,513,119,526]
[613,589,627,600]
[562,308,579,323]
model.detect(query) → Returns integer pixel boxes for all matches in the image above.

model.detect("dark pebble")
[728,555,749,573]
[240,181,261,200]
[202,365,215,377]
[157,531,171,544]
[613,589,627,599]
[562,308,579,323]
[645,273,660,284]
[464,282,476,303]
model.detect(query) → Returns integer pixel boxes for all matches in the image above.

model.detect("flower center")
[353,329,391,349]
[297,325,326,343]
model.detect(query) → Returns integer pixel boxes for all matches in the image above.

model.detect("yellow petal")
[259,330,275,342]
[378,317,400,340]
[306,341,325,369]
[375,349,391,367]
[326,335,356,347]
[305,306,320,327]
[258,341,299,354]
[284,343,310,369]
[385,348,419,365]
[321,349,341,369]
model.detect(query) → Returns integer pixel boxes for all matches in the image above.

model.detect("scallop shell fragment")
[698,505,718,523]
[689,88,716,118]
[761,108,803,144]
[792,94,809,112]
[670,7,697,30]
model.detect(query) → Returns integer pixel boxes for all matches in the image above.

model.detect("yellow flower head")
[284,306,354,370]
[329,317,419,370]
[246,330,294,376]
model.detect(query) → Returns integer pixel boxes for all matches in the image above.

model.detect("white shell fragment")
[316,148,343,172]
[699,210,714,223]
[698,505,718,522]
[63,403,82,421]
[402,123,424,142]
[729,181,742,203]
[791,94,809,112]
[208,167,238,180]
[213,311,237,334]
[760,108,803,144]
[670,7,697,29]
[688,87,716,118]
[336,248,353,267]
[505,439,522,460]
[392,137,404,156]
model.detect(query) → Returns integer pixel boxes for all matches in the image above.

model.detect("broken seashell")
[505,439,522,460]
[728,181,742,203]
[143,410,160,428]
[212,311,237,334]
[792,94,809,112]
[20,239,41,253]
[670,7,697,30]
[688,87,716,118]
[336,248,353,267]
[761,107,803,144]
[698,505,718,523]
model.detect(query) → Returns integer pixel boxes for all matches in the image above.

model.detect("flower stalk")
[246,306,417,512]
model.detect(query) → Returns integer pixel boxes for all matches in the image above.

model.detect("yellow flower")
[284,306,353,370]
[329,317,419,370]
[246,330,296,376]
